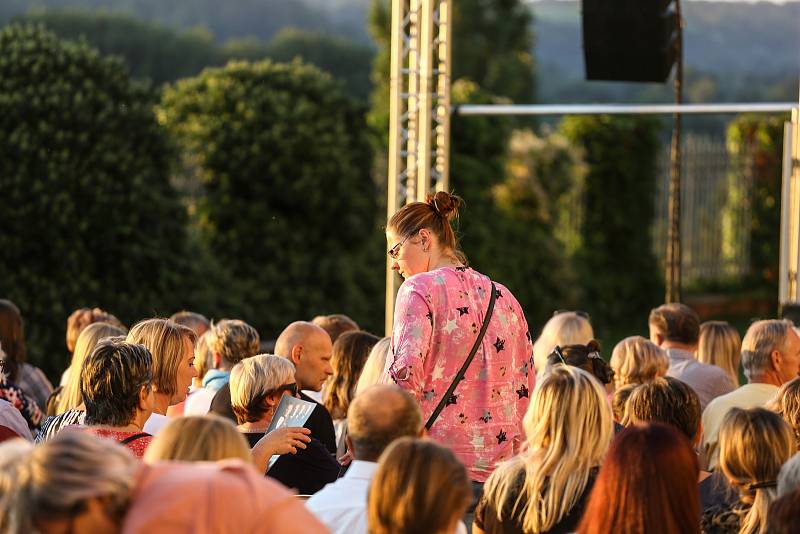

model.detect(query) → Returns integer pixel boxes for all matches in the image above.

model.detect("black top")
[243,432,340,495]
[700,471,739,512]
[210,385,338,454]
[474,468,598,534]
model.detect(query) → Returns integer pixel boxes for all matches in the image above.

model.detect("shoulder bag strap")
[425,281,497,430]
[119,432,151,445]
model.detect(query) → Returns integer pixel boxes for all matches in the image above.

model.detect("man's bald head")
[347,384,422,462]
[274,321,333,391]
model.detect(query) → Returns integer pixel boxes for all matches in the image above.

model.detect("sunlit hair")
[230,354,295,424]
[355,337,391,396]
[741,319,792,381]
[611,383,638,422]
[698,321,742,386]
[144,415,251,464]
[126,318,196,397]
[368,437,471,534]
[648,303,700,345]
[193,330,214,381]
[66,307,124,354]
[168,311,210,335]
[0,430,137,533]
[387,191,467,265]
[610,336,668,389]
[771,377,800,450]
[57,322,127,414]
[81,340,153,427]
[206,319,260,369]
[482,366,613,533]
[577,423,700,534]
[623,377,701,441]
[323,331,380,419]
[311,314,359,344]
[718,407,794,534]
[532,312,594,374]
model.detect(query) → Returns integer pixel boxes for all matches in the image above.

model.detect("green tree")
[223,28,375,99]
[560,115,663,330]
[726,114,788,292]
[13,9,220,85]
[0,24,191,379]
[160,60,383,337]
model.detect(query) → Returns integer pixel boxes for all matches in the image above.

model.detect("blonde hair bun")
[425,191,462,221]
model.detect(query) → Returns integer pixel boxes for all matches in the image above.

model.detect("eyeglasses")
[272,383,298,396]
[387,231,417,260]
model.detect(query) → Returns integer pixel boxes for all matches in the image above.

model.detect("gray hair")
[230,354,295,424]
[741,320,792,380]
[778,452,800,497]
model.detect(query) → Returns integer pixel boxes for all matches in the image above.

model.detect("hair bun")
[426,191,462,221]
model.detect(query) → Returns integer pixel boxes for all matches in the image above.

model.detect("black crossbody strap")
[425,281,497,430]
[119,432,151,445]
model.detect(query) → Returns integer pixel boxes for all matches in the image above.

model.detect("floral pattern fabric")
[389,267,534,482]
[0,378,43,430]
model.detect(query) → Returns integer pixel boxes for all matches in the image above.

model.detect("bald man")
[210,321,338,454]
[305,385,423,534]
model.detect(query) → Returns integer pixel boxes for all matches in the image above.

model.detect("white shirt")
[184,388,216,416]
[306,460,376,534]
[143,412,170,435]
[701,382,779,470]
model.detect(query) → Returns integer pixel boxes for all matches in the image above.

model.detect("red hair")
[578,423,700,534]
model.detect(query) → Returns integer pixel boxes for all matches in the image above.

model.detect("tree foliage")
[726,114,788,291]
[560,115,663,329]
[160,60,383,338]
[0,24,191,378]
[13,9,219,85]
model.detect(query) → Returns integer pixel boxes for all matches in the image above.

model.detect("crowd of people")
[1,191,800,533]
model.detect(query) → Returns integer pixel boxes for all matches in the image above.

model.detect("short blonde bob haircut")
[368,437,471,534]
[57,321,127,414]
[533,312,594,374]
[230,354,295,424]
[144,415,252,464]
[771,377,800,451]
[697,321,741,387]
[126,318,196,397]
[610,336,669,389]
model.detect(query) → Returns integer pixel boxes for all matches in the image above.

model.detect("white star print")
[443,318,458,334]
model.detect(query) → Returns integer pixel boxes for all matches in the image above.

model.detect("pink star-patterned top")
[388,266,534,482]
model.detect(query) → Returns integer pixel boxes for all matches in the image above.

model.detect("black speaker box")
[582,0,678,83]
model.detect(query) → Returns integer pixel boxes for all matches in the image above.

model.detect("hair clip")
[588,351,602,360]
[746,480,777,491]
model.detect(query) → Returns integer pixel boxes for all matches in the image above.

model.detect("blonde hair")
[718,408,794,534]
[483,366,614,533]
[323,331,380,419]
[206,319,260,369]
[65,307,124,353]
[194,330,214,380]
[0,431,137,533]
[611,383,638,422]
[355,337,391,396]
[771,377,800,450]
[533,312,593,374]
[144,415,252,464]
[741,320,792,381]
[230,354,295,424]
[56,322,127,414]
[698,321,742,386]
[368,437,471,534]
[126,318,196,397]
[610,336,668,389]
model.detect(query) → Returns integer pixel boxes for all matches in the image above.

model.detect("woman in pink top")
[386,191,534,483]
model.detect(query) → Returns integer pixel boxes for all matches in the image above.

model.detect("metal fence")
[652,134,754,283]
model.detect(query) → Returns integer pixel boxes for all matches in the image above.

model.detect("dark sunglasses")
[272,383,298,396]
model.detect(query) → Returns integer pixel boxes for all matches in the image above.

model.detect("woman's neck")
[152,392,171,415]
[429,249,463,271]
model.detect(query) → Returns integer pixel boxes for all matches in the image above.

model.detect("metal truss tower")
[385,0,453,334]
